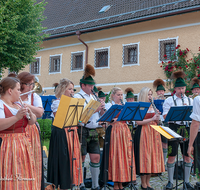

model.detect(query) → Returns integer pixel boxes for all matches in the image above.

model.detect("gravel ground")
[43,148,199,190]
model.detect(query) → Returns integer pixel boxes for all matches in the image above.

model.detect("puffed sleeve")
[33,93,43,108]
[190,96,200,122]
[51,99,60,113]
[0,100,5,118]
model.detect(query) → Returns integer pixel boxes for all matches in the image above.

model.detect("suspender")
[77,93,88,104]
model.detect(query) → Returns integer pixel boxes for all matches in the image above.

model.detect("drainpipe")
[76,31,88,65]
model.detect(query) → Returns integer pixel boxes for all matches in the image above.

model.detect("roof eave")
[43,6,200,41]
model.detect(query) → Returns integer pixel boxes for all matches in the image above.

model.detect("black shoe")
[147,187,154,190]
[80,186,87,190]
[91,186,100,190]
[166,181,173,189]
[196,182,200,187]
[185,182,195,190]
[141,185,148,190]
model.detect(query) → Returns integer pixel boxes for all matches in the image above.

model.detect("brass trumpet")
[20,82,43,96]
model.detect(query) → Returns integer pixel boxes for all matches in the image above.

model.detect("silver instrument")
[120,98,125,106]
[19,97,31,120]
[150,99,163,126]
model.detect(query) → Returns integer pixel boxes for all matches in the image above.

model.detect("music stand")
[154,99,164,114]
[164,106,192,190]
[97,104,123,190]
[53,95,85,190]
[117,102,150,190]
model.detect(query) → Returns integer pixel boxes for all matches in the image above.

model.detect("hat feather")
[171,71,186,79]
[53,83,59,87]
[97,87,102,91]
[84,64,95,79]
[125,87,134,93]
[191,77,200,86]
[153,79,165,88]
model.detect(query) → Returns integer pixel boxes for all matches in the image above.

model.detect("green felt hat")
[174,78,186,87]
[191,78,200,90]
[191,83,200,90]
[172,71,186,87]
[80,76,95,85]
[125,88,134,99]
[98,90,106,98]
[156,85,166,92]
[93,86,98,93]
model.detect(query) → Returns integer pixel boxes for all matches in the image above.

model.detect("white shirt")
[190,96,200,131]
[0,99,19,118]
[74,89,100,129]
[50,99,60,118]
[163,94,193,125]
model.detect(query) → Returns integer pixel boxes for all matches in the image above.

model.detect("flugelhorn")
[20,82,43,96]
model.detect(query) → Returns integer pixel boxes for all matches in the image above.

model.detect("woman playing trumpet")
[134,87,165,190]
[17,72,44,190]
[47,78,83,190]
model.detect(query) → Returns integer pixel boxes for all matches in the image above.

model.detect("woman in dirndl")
[134,87,165,190]
[47,78,83,190]
[17,72,44,190]
[0,77,38,190]
[105,87,136,190]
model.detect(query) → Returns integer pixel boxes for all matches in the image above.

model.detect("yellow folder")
[150,125,174,139]
[53,95,85,128]
[80,99,101,124]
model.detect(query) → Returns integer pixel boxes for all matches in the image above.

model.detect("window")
[123,44,139,65]
[94,48,109,68]
[30,58,40,74]
[159,39,176,61]
[49,55,61,73]
[71,52,84,71]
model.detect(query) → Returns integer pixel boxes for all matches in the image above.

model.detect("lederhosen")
[168,95,191,157]
[77,93,100,156]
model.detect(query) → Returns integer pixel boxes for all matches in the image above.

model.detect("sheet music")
[160,126,182,139]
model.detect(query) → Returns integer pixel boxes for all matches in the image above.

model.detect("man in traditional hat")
[125,87,135,102]
[74,64,105,190]
[98,87,106,102]
[163,71,194,189]
[187,77,200,187]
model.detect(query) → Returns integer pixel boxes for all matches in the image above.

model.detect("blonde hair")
[110,87,123,101]
[55,78,74,99]
[138,87,152,102]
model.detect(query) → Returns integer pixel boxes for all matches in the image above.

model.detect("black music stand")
[98,104,123,190]
[57,98,85,190]
[164,106,193,190]
[117,102,150,190]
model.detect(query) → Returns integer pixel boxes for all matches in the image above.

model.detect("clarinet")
[19,97,31,120]
[181,93,189,127]
[91,89,106,112]
[150,99,163,126]
[120,98,125,106]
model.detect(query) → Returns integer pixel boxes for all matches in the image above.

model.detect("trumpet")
[192,93,199,99]
[150,99,163,126]
[20,82,43,96]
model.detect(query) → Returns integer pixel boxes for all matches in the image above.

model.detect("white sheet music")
[160,126,182,139]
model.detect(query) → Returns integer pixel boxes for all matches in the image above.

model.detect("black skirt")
[47,126,71,189]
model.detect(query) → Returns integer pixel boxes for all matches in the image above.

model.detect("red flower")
[186,48,189,52]
[186,65,188,68]
[197,66,199,68]
[179,51,183,56]
[186,91,189,93]
[176,45,180,49]
[160,65,162,67]
[187,60,189,62]
[198,74,200,77]
[162,61,164,64]
[179,66,182,69]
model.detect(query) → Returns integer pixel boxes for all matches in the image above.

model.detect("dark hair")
[0,77,20,95]
[80,82,86,88]
[7,72,17,78]
[17,72,35,91]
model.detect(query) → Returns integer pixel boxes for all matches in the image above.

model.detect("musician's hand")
[187,145,194,160]
[152,114,160,121]
[156,109,161,115]
[16,107,27,120]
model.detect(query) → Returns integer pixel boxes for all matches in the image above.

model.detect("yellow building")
[12,1,200,97]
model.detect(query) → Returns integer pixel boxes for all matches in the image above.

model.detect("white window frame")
[30,57,41,75]
[94,47,110,69]
[70,50,85,73]
[122,42,140,67]
[49,54,62,74]
[158,36,178,64]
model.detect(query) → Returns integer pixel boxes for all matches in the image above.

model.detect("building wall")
[7,11,200,96]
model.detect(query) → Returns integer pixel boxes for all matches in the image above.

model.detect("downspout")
[76,31,88,65]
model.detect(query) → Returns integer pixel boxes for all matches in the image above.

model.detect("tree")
[161,45,200,94]
[0,0,47,76]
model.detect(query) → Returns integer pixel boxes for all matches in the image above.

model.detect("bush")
[37,119,52,141]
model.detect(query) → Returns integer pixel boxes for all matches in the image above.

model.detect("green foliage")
[0,0,48,76]
[161,45,200,94]
[177,125,189,138]
[37,119,52,140]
